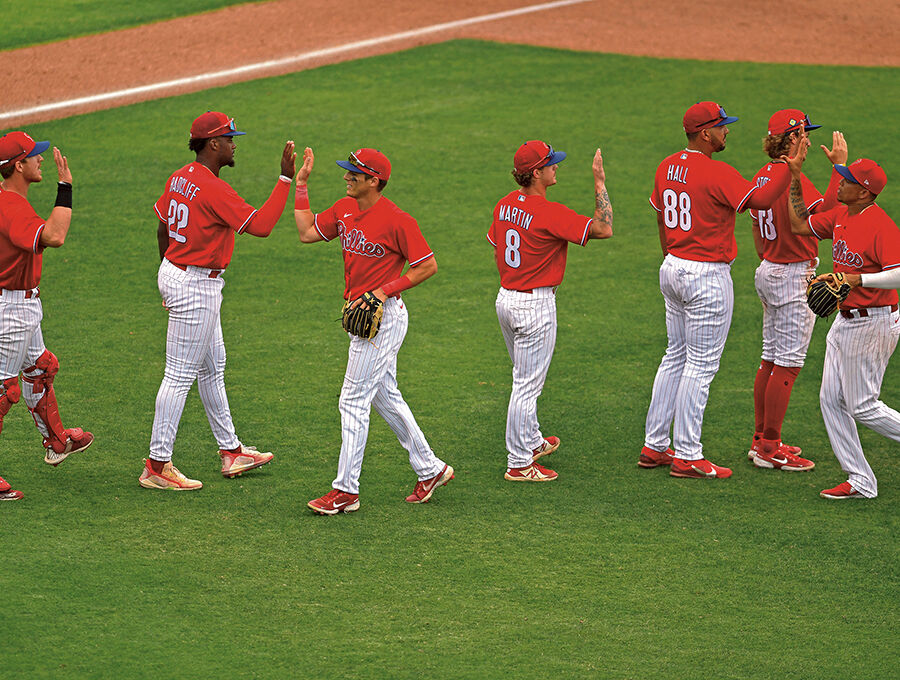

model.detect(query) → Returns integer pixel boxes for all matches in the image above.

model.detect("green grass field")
[2,0,257,50]
[1,41,898,678]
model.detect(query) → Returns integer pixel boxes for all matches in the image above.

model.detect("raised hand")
[821,131,848,166]
[296,147,315,184]
[53,147,72,184]
[592,147,606,184]
[281,141,297,178]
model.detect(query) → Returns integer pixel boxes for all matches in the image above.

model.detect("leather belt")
[171,262,222,279]
[0,288,39,299]
[840,303,899,319]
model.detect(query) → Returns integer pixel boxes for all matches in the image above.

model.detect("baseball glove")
[341,291,384,339]
[806,272,852,318]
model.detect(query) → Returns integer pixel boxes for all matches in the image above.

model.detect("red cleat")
[406,464,454,503]
[505,461,558,482]
[670,457,732,479]
[820,481,864,499]
[638,446,674,468]
[308,489,360,515]
[532,436,560,461]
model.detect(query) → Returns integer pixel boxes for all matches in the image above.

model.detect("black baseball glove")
[341,291,384,339]
[806,272,852,318]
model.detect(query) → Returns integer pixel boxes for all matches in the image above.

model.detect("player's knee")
[25,350,59,381]
[0,376,21,416]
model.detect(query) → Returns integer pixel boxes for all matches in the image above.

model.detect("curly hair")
[763,131,796,160]
[512,170,534,188]
[188,137,209,154]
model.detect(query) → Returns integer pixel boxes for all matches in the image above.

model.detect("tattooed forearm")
[595,187,612,226]
[789,178,808,220]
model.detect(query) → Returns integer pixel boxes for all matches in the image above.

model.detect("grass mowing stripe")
[0,41,897,678]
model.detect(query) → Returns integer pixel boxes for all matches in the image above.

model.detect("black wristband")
[55,182,72,208]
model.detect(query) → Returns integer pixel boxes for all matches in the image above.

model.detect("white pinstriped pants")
[496,286,557,468]
[645,255,734,460]
[333,297,445,495]
[149,259,240,461]
[755,258,817,367]
[0,293,56,437]
[820,307,900,497]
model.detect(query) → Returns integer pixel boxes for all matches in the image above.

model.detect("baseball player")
[141,111,296,490]
[295,147,453,514]
[786,150,900,499]
[487,141,613,481]
[641,101,794,479]
[0,131,94,501]
[747,111,846,471]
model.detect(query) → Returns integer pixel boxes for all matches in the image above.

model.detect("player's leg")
[671,264,733,460]
[0,298,30,499]
[644,258,688,454]
[752,260,776,449]
[197,313,240,450]
[818,321,873,496]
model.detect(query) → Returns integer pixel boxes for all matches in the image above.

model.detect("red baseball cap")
[683,101,739,134]
[767,109,822,136]
[513,140,567,173]
[189,111,246,139]
[336,148,391,180]
[0,131,50,167]
[835,158,887,195]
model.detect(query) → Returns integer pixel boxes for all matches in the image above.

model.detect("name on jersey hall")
[666,164,688,184]
[832,239,863,268]
[498,204,534,230]
[168,175,200,201]
[339,224,386,258]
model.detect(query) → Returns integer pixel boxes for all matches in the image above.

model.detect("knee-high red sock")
[763,365,801,441]
[753,360,775,434]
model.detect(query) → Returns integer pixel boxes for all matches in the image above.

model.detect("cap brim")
[803,124,822,131]
[834,164,858,184]
[713,115,739,127]
[26,141,50,157]
[543,150,567,167]
[336,160,371,175]
[221,131,246,137]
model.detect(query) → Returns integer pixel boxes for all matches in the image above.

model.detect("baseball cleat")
[820,481,864,499]
[505,461,558,482]
[748,435,802,462]
[219,444,273,478]
[0,476,23,501]
[670,457,732,479]
[406,464,454,503]
[44,428,94,466]
[308,489,360,515]
[532,436,560,462]
[752,445,815,471]
[138,459,202,490]
[638,446,674,468]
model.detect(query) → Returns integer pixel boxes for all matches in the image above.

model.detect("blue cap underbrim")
[542,150,567,167]
[26,141,50,157]
[834,164,858,184]
[804,124,823,132]
[221,131,246,137]
[713,116,739,127]
[336,160,372,175]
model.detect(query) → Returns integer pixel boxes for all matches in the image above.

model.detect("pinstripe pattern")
[333,297,445,494]
[149,259,239,462]
[819,307,900,497]
[755,259,817,367]
[496,286,557,468]
[644,254,734,459]
[0,296,51,435]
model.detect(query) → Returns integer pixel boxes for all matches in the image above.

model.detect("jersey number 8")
[662,189,692,232]
[504,228,521,268]
[167,199,189,244]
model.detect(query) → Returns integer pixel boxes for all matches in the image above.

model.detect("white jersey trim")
[579,218,591,246]
[735,186,757,213]
[313,214,332,241]
[807,197,824,212]
[486,233,497,247]
[649,197,661,213]
[409,252,434,267]
[33,224,44,252]
[153,204,165,221]
[808,216,824,240]
[236,209,258,235]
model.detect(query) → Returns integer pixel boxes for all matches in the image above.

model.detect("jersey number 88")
[662,189,692,232]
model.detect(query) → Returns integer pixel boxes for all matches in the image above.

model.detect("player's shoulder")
[867,203,898,228]
[377,196,416,223]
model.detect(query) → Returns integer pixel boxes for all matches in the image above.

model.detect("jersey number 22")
[167,199,189,243]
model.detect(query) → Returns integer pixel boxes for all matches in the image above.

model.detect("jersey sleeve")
[4,198,45,252]
[808,206,840,240]
[543,202,592,246]
[800,173,824,213]
[313,201,341,241]
[210,184,257,234]
[486,205,500,247]
[875,220,900,271]
[395,213,433,267]
[712,162,757,213]
[153,191,168,223]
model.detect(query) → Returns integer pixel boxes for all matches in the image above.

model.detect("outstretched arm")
[242,141,296,237]
[588,147,612,240]
[784,143,815,236]
[293,147,323,243]
[39,148,74,248]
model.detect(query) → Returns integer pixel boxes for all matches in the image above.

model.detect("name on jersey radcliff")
[339,225,386,258]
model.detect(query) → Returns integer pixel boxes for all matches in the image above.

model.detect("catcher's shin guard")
[0,376,22,435]
[23,350,71,452]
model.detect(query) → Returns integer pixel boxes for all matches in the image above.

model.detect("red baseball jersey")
[0,187,44,289]
[153,162,258,270]
[314,196,433,300]
[649,149,758,262]
[749,167,822,263]
[486,190,591,290]
[809,203,900,309]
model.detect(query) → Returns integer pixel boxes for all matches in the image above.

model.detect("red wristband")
[295,184,310,210]
[381,274,412,297]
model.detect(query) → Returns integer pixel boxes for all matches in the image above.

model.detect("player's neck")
[196,155,222,177]
[355,191,381,212]
[0,175,30,198]
[686,142,714,158]
[521,184,547,198]
[846,199,875,217]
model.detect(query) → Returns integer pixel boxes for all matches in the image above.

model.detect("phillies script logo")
[832,239,863,268]
[338,223,386,258]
